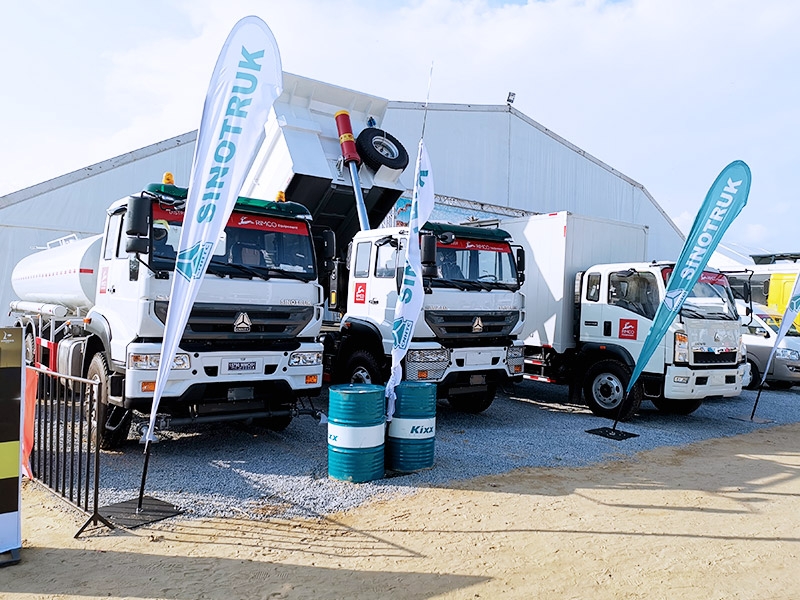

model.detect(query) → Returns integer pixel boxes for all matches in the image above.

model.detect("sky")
[2,0,798,259]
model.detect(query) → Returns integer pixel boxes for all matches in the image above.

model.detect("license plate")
[224,359,261,374]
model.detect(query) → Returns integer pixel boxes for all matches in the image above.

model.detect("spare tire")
[355,127,409,172]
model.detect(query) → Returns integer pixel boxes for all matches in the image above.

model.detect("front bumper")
[403,341,525,385]
[122,342,324,405]
[663,364,746,399]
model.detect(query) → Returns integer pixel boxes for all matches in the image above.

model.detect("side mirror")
[125,194,150,236]
[515,246,525,284]
[126,236,149,254]
[322,229,336,260]
[420,234,438,278]
[742,281,752,303]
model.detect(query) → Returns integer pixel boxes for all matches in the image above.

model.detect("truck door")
[369,238,401,326]
[583,270,664,370]
[93,209,141,362]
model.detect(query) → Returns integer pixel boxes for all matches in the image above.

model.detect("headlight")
[506,346,524,360]
[407,348,450,363]
[128,353,191,370]
[776,348,800,362]
[674,332,689,364]
[289,351,322,366]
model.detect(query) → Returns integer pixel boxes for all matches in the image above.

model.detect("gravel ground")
[96,382,800,520]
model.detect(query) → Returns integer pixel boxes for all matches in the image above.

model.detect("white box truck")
[499,211,747,420]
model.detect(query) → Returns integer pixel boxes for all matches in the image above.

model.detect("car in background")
[738,301,800,390]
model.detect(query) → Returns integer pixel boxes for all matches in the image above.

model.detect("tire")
[583,360,642,421]
[346,350,384,385]
[447,384,496,414]
[651,397,703,415]
[767,380,794,390]
[744,360,760,391]
[87,353,132,449]
[355,128,410,172]
[24,331,36,365]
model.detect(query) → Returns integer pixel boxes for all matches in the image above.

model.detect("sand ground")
[2,423,799,599]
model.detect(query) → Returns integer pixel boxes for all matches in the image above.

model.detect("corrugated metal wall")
[381,102,683,261]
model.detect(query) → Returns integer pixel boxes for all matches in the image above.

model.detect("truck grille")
[693,351,737,365]
[154,302,314,341]
[425,310,519,340]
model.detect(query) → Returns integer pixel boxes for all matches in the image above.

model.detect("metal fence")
[28,366,113,537]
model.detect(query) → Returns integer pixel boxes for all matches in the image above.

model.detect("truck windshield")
[150,203,316,280]
[433,238,518,290]
[662,268,738,320]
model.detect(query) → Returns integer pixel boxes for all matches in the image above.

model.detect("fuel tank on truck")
[11,235,102,311]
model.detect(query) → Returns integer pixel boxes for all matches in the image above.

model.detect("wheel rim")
[371,136,400,160]
[351,366,373,384]
[591,373,624,409]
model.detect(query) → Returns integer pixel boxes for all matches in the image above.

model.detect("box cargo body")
[500,211,649,353]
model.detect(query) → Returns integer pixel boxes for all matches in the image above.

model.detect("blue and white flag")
[147,16,283,439]
[626,160,752,394]
[385,140,435,419]
[759,273,800,387]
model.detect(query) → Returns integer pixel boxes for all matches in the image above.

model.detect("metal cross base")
[586,426,640,441]
[100,496,182,528]
[728,415,774,424]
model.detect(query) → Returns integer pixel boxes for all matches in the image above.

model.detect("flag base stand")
[0,548,21,567]
[729,415,774,424]
[586,426,639,441]
[100,496,182,528]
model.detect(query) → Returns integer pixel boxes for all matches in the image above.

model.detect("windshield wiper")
[430,278,472,291]
[207,257,269,280]
[260,267,310,281]
[705,311,736,321]
[679,307,706,319]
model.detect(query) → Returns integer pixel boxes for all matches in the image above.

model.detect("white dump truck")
[10,182,327,448]
[499,211,747,420]
[321,220,526,413]
[242,73,526,412]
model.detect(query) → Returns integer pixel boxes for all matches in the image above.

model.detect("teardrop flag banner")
[759,273,800,387]
[146,16,283,442]
[385,140,435,420]
[626,160,752,395]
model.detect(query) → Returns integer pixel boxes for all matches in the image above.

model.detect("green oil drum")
[327,384,386,483]
[385,381,436,473]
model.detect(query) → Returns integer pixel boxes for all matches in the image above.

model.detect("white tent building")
[0,73,683,326]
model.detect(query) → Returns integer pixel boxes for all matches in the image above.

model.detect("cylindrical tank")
[11,235,103,311]
[327,384,385,483]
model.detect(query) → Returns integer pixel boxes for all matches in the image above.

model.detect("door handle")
[368,299,379,304]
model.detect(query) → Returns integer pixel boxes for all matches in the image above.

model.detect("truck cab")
[12,181,325,447]
[324,222,526,413]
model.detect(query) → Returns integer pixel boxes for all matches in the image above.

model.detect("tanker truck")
[10,179,326,448]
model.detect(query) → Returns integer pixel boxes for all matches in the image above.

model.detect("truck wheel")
[447,384,496,414]
[744,360,759,390]
[346,350,384,385]
[24,332,36,365]
[583,360,642,421]
[355,127,409,172]
[651,397,703,415]
[87,353,132,449]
